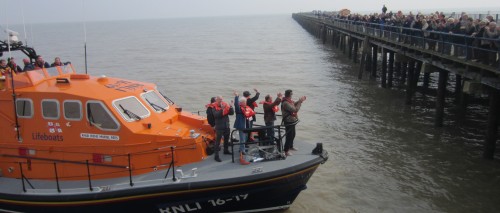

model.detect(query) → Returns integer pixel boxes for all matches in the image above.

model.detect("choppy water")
[6,14,500,212]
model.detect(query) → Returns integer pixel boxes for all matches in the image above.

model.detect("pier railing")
[307,15,500,71]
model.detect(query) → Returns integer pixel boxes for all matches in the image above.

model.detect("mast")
[5,0,22,142]
[82,0,88,74]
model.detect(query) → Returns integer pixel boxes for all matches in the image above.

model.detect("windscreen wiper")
[145,98,166,112]
[159,91,175,105]
[119,104,141,120]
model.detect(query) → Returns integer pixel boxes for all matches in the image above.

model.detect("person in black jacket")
[206,97,216,129]
[262,93,282,140]
[34,55,50,69]
[243,88,260,140]
[211,96,234,162]
[22,58,34,71]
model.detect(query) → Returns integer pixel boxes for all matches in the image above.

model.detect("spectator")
[482,22,498,65]
[261,93,283,140]
[206,97,216,129]
[7,57,22,73]
[243,88,260,140]
[0,59,11,77]
[34,55,50,69]
[51,57,63,67]
[281,89,306,156]
[22,58,34,71]
[233,91,256,159]
[211,96,234,162]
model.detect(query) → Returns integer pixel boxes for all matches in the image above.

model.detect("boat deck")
[0,141,326,197]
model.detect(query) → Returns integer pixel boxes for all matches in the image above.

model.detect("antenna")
[82,0,88,74]
[21,0,28,46]
[30,23,34,50]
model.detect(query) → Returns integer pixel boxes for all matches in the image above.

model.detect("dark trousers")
[284,122,296,152]
[265,121,274,140]
[215,128,230,155]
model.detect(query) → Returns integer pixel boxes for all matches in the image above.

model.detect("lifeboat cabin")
[0,46,214,182]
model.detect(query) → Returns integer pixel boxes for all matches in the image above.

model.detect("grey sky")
[3,0,500,24]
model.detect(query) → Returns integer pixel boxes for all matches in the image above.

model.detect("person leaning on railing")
[481,22,498,65]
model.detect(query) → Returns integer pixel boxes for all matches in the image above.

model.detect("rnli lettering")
[105,80,144,92]
[80,133,120,141]
[32,132,64,141]
[158,202,202,213]
[157,194,248,213]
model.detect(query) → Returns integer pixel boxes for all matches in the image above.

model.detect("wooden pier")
[292,13,500,159]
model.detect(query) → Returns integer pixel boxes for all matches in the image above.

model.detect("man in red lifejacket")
[281,90,306,156]
[211,96,234,162]
[243,88,260,140]
[261,92,283,140]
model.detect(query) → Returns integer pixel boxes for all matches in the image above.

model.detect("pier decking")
[292,13,500,158]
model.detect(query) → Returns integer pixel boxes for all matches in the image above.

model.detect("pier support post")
[388,51,394,88]
[359,39,371,79]
[353,38,359,63]
[322,25,327,44]
[484,88,500,159]
[423,72,430,94]
[455,74,462,103]
[331,30,335,46]
[400,61,408,86]
[413,61,422,92]
[365,42,372,72]
[371,45,378,79]
[348,36,353,59]
[405,60,415,105]
[381,48,387,88]
[435,69,448,127]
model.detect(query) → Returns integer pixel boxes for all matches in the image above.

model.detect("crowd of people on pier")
[205,89,306,164]
[316,7,500,66]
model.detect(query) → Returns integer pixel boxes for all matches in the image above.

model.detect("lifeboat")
[0,41,328,213]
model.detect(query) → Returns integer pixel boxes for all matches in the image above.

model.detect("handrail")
[11,145,181,193]
[229,120,299,163]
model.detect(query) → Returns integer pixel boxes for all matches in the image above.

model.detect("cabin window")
[46,67,60,77]
[112,96,150,122]
[42,99,60,120]
[87,101,120,131]
[62,64,74,74]
[141,90,169,113]
[16,99,34,118]
[64,100,82,120]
